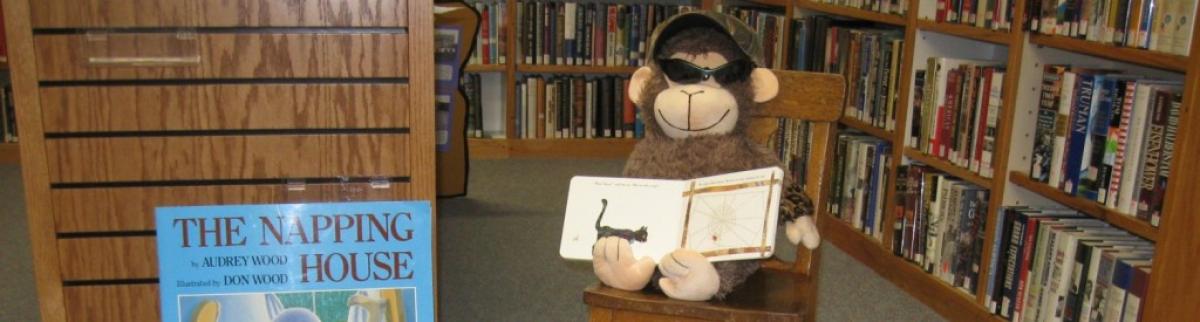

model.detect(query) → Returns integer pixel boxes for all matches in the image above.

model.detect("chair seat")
[583,267,813,322]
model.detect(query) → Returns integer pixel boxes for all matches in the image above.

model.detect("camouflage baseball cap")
[647,10,764,67]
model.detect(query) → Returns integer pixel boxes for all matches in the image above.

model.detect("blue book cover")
[156,201,434,322]
[1063,74,1095,195]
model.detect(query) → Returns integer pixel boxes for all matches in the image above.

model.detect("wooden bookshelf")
[1029,34,1189,72]
[1009,172,1159,241]
[820,211,1005,322]
[0,143,17,164]
[794,0,906,26]
[916,19,1013,45]
[468,138,636,159]
[902,148,993,187]
[465,64,507,73]
[838,118,893,142]
[516,64,639,74]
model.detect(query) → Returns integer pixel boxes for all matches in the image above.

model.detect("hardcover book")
[156,201,435,322]
[559,167,784,263]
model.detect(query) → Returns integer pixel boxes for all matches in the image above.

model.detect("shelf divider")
[1009,172,1159,241]
[902,148,993,187]
[917,20,1013,45]
[795,0,906,26]
[1028,34,1189,72]
[839,118,895,142]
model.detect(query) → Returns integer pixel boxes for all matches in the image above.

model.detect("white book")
[1049,71,1077,189]
[559,167,785,263]
[1041,229,1130,322]
[1117,82,1179,214]
[586,81,594,139]
[564,3,576,65]
[1174,0,1197,55]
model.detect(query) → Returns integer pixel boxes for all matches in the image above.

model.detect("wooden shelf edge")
[0,143,18,165]
[902,148,993,187]
[795,0,907,26]
[464,64,507,73]
[1008,172,1158,241]
[917,20,1013,45]
[468,138,637,159]
[517,64,639,74]
[740,0,789,7]
[1028,34,1188,73]
[839,118,895,142]
[820,211,1004,322]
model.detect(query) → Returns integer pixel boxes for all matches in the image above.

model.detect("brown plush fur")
[623,27,785,299]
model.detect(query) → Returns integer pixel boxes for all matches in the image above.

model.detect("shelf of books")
[805,0,1200,320]
[516,64,638,74]
[820,209,1005,322]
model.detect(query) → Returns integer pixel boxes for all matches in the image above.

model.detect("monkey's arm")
[779,179,820,249]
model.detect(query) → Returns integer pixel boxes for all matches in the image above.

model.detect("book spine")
[1032,66,1060,181]
[1149,92,1180,226]
[1105,80,1135,208]
[1135,90,1169,220]
[1063,73,1095,195]
[1050,71,1078,188]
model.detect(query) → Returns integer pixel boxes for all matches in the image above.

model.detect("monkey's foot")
[657,249,719,301]
[592,236,655,291]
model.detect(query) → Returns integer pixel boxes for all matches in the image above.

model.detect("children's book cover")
[156,201,434,322]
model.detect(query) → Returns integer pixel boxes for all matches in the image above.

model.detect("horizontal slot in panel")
[41,84,409,132]
[58,237,156,281]
[53,182,412,232]
[35,33,408,81]
[46,134,410,183]
[63,284,159,322]
[32,0,407,28]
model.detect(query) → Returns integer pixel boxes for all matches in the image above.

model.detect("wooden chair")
[583,70,846,322]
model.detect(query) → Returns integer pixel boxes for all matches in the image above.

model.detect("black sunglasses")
[655,58,755,85]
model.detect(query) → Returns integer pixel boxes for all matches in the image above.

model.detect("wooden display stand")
[3,0,435,321]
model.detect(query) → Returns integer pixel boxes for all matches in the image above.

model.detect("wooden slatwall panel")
[58,237,157,281]
[45,135,410,183]
[34,33,409,81]
[53,183,413,232]
[30,0,408,28]
[62,285,160,322]
[40,84,410,132]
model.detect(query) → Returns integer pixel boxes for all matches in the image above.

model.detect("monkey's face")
[652,52,741,138]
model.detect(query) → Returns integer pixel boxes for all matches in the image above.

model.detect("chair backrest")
[746,70,845,276]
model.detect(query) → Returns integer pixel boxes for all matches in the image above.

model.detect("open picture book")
[559,167,784,263]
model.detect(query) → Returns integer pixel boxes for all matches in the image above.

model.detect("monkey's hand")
[780,183,820,249]
[786,216,820,249]
[657,249,720,301]
[592,236,655,291]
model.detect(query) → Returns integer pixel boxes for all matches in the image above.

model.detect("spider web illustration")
[684,190,769,250]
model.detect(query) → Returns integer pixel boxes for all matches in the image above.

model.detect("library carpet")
[0,160,944,321]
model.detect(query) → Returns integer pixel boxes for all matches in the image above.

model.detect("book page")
[559,176,688,262]
[682,167,784,262]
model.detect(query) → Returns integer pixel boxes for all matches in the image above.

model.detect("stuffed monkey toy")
[591,11,822,302]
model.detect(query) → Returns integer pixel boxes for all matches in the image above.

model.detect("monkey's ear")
[628,66,654,105]
[750,68,779,103]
